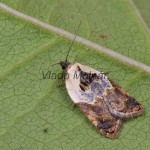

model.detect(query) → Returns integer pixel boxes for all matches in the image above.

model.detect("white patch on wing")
[65,63,112,104]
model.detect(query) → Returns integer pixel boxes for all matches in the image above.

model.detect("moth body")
[59,61,144,138]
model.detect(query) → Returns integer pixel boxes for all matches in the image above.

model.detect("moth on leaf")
[58,62,144,138]
[54,24,144,139]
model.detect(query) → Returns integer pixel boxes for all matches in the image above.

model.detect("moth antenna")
[51,62,60,66]
[65,21,82,62]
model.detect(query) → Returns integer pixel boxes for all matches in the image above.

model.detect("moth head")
[59,61,70,70]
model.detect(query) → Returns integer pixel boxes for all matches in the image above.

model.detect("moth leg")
[101,70,110,75]
[73,103,77,109]
[57,76,65,87]
[91,124,96,129]
[57,71,66,87]
[57,80,65,87]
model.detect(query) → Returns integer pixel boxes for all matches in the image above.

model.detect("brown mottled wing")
[105,79,144,120]
[76,98,122,139]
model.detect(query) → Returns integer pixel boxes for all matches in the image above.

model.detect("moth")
[53,25,144,138]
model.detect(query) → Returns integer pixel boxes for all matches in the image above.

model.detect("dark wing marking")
[76,98,122,139]
[105,79,144,120]
[79,68,111,95]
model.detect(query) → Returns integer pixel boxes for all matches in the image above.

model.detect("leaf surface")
[133,0,150,30]
[0,1,150,150]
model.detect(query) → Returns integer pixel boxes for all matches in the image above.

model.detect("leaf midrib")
[0,2,150,75]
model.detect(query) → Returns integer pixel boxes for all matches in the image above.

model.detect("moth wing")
[76,98,122,139]
[65,63,100,104]
[65,63,113,104]
[65,63,122,138]
[105,79,144,119]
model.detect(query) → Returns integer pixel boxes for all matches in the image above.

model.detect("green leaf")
[132,0,150,29]
[0,1,150,150]
[2,0,150,66]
